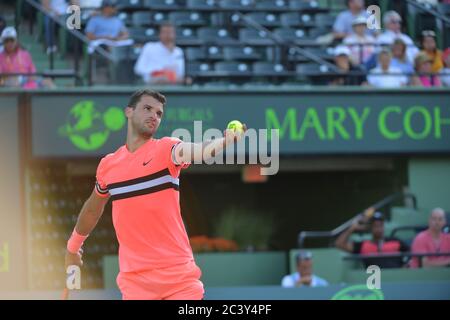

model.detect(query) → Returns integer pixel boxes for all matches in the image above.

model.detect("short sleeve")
[352,241,362,254]
[281,274,295,288]
[94,158,110,198]
[85,17,97,35]
[162,137,190,178]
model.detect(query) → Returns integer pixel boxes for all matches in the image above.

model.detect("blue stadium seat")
[168,11,208,26]
[131,12,152,27]
[255,0,288,10]
[206,46,224,60]
[214,61,252,75]
[176,28,203,45]
[223,46,262,61]
[128,27,158,43]
[152,12,169,25]
[239,28,274,46]
[252,61,290,76]
[197,27,237,44]
[245,12,282,27]
[219,0,255,9]
[187,0,218,9]
[185,47,207,60]
[116,0,142,9]
[273,27,307,42]
[186,62,213,75]
[142,0,183,9]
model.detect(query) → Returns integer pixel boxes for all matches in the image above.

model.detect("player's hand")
[297,276,312,286]
[350,217,367,232]
[65,249,83,269]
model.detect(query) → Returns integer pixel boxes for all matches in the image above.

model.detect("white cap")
[1,27,17,42]
[334,45,350,57]
[352,16,367,26]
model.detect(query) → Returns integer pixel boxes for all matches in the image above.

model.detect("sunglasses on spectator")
[3,38,16,43]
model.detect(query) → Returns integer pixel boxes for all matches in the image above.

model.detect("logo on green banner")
[331,285,384,300]
[59,101,126,151]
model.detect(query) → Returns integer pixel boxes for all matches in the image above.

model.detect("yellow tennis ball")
[227,120,244,133]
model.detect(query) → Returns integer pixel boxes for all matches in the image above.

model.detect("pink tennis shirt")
[94,137,193,272]
[410,229,450,268]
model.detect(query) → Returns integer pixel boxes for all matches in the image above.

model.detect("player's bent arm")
[334,226,355,253]
[74,189,110,236]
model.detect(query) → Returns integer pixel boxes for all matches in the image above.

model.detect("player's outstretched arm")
[173,124,247,164]
[65,189,109,267]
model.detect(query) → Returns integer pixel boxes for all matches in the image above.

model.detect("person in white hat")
[329,45,367,86]
[376,11,419,64]
[343,16,376,65]
[0,27,38,88]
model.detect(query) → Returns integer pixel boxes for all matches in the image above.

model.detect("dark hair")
[159,21,175,32]
[127,89,166,109]
[296,251,313,264]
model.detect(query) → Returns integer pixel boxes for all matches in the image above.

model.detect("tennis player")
[65,89,246,300]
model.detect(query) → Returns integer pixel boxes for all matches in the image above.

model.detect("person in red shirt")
[335,209,409,268]
[65,89,246,300]
[410,208,450,268]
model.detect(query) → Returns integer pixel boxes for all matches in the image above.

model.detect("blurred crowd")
[1,0,450,87]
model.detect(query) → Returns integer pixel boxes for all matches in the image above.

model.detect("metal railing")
[343,252,450,268]
[22,0,114,86]
[298,191,418,248]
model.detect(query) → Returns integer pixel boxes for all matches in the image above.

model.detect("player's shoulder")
[159,136,182,145]
[98,145,127,168]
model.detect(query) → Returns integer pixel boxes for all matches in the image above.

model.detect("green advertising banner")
[30,89,450,157]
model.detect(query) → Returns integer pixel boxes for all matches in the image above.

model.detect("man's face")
[379,53,391,68]
[429,210,446,233]
[353,24,366,36]
[335,55,350,69]
[371,220,384,240]
[159,26,176,44]
[388,18,401,33]
[349,0,363,12]
[297,259,313,277]
[3,38,16,53]
[392,43,405,58]
[423,36,436,51]
[126,95,164,138]
[102,5,116,16]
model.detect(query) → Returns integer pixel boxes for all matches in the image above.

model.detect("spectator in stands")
[440,48,450,87]
[333,0,368,40]
[134,22,185,85]
[390,39,414,75]
[281,251,328,288]
[335,210,409,268]
[368,49,408,87]
[344,16,376,65]
[329,46,367,86]
[410,208,450,268]
[420,30,443,73]
[42,0,79,54]
[85,0,129,41]
[0,27,38,89]
[376,11,419,64]
[411,53,442,87]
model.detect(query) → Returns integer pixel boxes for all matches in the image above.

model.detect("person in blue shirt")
[281,251,329,288]
[85,0,128,41]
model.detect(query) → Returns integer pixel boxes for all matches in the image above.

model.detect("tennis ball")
[227,120,244,134]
